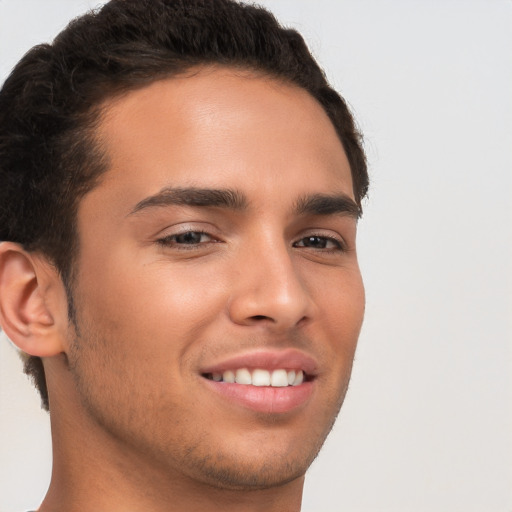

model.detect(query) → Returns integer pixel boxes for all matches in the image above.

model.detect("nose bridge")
[228,228,313,328]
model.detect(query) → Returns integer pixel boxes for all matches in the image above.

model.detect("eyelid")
[155,221,218,238]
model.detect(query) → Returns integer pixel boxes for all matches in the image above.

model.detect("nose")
[227,238,314,331]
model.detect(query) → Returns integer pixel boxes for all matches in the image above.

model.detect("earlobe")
[0,242,67,357]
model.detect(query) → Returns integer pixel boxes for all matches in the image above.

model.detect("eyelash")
[293,235,345,252]
[156,230,217,249]
[156,230,346,253]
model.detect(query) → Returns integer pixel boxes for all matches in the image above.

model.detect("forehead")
[90,66,354,212]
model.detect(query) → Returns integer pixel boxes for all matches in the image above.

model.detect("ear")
[0,242,68,357]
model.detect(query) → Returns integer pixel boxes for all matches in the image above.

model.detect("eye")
[294,235,343,251]
[157,230,216,247]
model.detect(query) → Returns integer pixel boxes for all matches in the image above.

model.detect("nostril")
[250,315,271,321]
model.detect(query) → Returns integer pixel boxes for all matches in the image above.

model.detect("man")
[0,0,368,510]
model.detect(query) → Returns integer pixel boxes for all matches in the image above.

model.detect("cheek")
[66,261,226,429]
[76,257,230,360]
[314,268,365,344]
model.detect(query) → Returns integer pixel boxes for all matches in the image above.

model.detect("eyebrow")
[129,187,248,215]
[294,193,361,219]
[129,186,361,220]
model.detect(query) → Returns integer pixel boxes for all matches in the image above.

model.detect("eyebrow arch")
[129,187,248,215]
[294,193,361,219]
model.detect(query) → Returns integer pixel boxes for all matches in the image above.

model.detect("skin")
[3,67,365,512]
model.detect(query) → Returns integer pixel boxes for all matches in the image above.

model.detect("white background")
[1,1,511,511]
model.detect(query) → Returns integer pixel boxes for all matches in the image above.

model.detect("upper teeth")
[210,368,304,387]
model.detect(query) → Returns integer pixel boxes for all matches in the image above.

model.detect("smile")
[203,368,305,387]
[200,350,317,414]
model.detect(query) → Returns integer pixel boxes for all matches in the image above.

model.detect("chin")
[190,454,311,491]
[171,427,328,492]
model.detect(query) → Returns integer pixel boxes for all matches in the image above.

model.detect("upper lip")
[200,348,318,376]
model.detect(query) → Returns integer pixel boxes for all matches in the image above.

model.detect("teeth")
[235,368,252,385]
[270,369,288,387]
[223,370,235,383]
[292,370,304,386]
[212,368,306,387]
[252,369,271,386]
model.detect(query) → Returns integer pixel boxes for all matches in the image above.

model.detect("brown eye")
[174,232,209,244]
[294,236,342,250]
[157,231,214,246]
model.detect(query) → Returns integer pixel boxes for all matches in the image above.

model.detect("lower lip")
[202,378,314,414]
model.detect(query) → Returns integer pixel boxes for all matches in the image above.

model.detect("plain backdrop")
[1,1,511,511]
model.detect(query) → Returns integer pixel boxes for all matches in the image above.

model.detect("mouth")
[199,350,317,414]
[202,368,308,387]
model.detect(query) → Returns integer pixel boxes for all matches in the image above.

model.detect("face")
[66,67,365,490]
